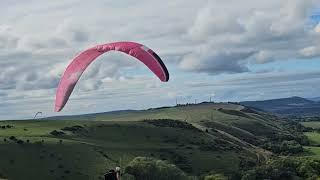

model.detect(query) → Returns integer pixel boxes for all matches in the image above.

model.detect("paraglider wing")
[33,112,43,119]
[55,42,169,112]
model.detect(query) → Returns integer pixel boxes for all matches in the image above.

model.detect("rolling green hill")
[0,103,307,179]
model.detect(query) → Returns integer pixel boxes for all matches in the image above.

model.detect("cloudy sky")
[1,0,320,120]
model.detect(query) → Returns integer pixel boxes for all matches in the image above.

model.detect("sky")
[0,0,320,120]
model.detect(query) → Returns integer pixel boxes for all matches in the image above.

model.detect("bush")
[6,125,13,128]
[205,174,228,180]
[143,119,199,131]
[279,140,303,154]
[50,130,65,136]
[125,157,187,180]
[16,139,24,144]
[262,140,303,154]
[9,136,16,141]
[61,125,84,132]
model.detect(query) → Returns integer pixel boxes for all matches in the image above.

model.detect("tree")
[242,157,320,179]
[204,174,228,180]
[125,157,187,180]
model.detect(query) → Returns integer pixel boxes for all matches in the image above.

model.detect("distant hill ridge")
[43,96,319,120]
[240,96,320,117]
[309,97,320,102]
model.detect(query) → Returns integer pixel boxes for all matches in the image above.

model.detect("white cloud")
[315,23,320,33]
[181,0,320,73]
[0,0,320,119]
[179,50,252,74]
[300,46,320,58]
[255,50,274,64]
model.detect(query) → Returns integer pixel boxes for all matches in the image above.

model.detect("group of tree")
[242,157,320,180]
[262,140,303,155]
[124,157,229,180]
[0,125,14,129]
[124,156,320,180]
[124,157,187,180]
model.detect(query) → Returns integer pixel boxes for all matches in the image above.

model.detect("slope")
[0,102,300,179]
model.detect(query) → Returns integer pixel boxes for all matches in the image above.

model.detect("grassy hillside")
[0,120,248,179]
[0,103,306,179]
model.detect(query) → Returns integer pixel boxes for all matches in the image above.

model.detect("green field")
[0,103,303,179]
[302,146,320,159]
[301,121,320,129]
[300,121,320,160]
[304,132,320,146]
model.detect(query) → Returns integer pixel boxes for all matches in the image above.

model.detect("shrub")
[262,140,303,154]
[50,130,65,136]
[143,119,199,131]
[9,136,16,141]
[205,174,228,180]
[6,125,13,128]
[16,139,24,144]
[61,125,84,132]
[125,157,187,180]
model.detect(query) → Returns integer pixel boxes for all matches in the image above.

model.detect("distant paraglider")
[55,42,169,112]
[33,112,43,119]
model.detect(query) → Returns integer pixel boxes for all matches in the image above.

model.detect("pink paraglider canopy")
[55,42,169,112]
